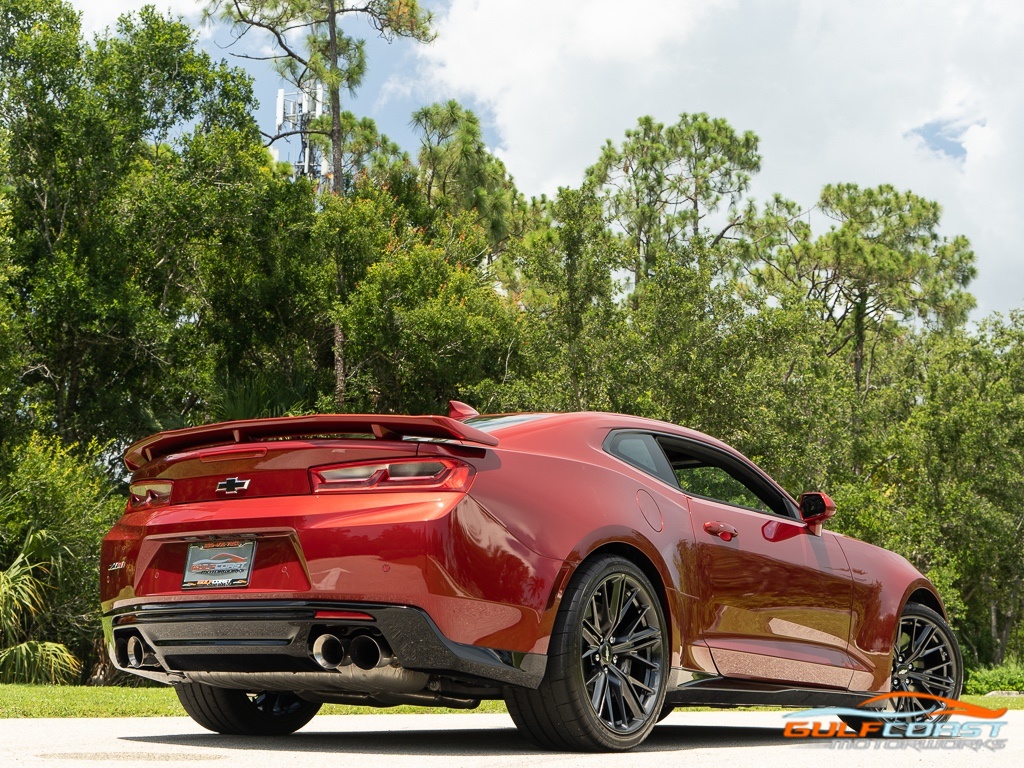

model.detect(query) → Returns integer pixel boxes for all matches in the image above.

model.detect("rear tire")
[175,683,321,736]
[505,555,669,751]
[838,602,962,736]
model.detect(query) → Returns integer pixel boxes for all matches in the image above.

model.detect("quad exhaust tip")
[311,632,394,671]
[349,634,392,670]
[125,636,157,669]
[312,634,347,670]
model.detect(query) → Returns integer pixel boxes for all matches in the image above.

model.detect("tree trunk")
[327,1,344,197]
[991,601,1002,665]
[852,290,866,391]
[327,1,346,410]
[333,320,346,411]
[994,603,1016,666]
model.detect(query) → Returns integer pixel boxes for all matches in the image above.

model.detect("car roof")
[467,411,747,460]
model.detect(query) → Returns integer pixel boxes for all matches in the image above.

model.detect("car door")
[656,435,857,689]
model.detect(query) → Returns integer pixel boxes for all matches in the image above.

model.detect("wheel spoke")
[610,663,654,695]
[613,626,661,654]
[610,587,639,635]
[604,576,625,639]
[625,652,659,669]
[590,670,608,715]
[904,624,936,664]
[609,666,645,720]
[908,670,954,692]
[582,619,603,648]
[623,604,651,639]
[590,595,602,634]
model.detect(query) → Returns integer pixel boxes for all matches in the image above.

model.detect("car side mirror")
[798,491,836,536]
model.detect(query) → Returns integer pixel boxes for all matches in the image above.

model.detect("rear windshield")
[464,414,551,432]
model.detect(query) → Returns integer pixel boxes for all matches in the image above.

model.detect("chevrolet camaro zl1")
[100,404,962,750]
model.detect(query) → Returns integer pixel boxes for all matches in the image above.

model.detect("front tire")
[175,683,321,736]
[839,602,963,735]
[505,555,669,751]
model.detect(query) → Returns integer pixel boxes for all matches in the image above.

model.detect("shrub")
[965,661,1024,694]
[0,434,124,681]
[0,531,81,683]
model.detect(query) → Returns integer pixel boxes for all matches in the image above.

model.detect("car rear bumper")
[103,600,546,690]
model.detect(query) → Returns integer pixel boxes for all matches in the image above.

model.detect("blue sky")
[73,1,1024,318]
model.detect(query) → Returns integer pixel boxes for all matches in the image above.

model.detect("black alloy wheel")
[840,602,963,735]
[505,555,669,751]
[580,570,666,734]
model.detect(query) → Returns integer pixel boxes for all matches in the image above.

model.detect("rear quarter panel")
[464,418,702,670]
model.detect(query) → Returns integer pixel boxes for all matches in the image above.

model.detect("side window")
[674,464,770,513]
[605,432,676,486]
[658,438,788,516]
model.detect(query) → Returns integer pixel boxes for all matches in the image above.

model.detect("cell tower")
[275,83,331,180]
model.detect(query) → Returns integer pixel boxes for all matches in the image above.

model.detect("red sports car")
[100,405,962,750]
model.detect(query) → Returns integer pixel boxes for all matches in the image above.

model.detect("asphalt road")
[1,710,1020,767]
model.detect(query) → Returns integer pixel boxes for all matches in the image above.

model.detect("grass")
[0,684,509,718]
[962,694,1024,711]
[0,685,1020,718]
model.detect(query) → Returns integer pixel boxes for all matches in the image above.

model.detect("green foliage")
[343,241,523,414]
[412,100,524,254]
[208,0,433,193]
[0,641,80,685]
[207,372,312,422]
[741,184,976,389]
[207,1,434,90]
[1,0,268,442]
[0,142,24,438]
[0,531,81,684]
[587,112,760,283]
[495,186,623,411]
[965,661,1024,694]
[0,436,123,678]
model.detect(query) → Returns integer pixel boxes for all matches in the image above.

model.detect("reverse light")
[128,480,173,508]
[310,457,474,493]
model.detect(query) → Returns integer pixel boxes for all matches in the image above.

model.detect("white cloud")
[71,1,205,37]
[408,0,1024,316]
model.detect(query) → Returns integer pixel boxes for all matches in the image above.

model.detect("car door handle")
[703,521,739,542]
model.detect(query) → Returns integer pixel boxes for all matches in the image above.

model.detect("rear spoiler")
[124,413,498,471]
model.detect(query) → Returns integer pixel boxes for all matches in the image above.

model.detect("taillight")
[310,457,474,493]
[128,480,173,508]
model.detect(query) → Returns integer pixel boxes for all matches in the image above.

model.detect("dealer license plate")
[182,540,256,590]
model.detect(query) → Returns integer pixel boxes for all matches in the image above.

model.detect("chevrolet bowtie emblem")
[216,477,251,494]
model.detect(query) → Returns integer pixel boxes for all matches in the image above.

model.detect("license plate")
[182,540,256,590]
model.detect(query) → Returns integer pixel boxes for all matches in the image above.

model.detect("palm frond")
[0,545,47,640]
[0,640,81,684]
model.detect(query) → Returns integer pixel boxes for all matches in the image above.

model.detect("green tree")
[208,1,434,409]
[342,241,523,414]
[504,186,623,410]
[587,113,761,285]
[208,0,433,194]
[742,184,976,390]
[412,100,523,255]
[1,2,266,441]
[0,142,24,439]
